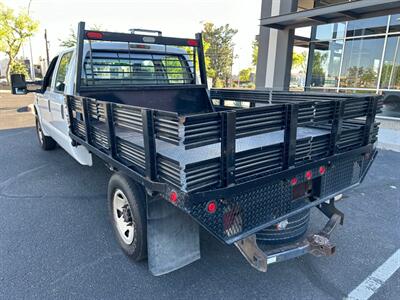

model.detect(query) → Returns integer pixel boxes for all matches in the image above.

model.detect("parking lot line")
[347,249,400,300]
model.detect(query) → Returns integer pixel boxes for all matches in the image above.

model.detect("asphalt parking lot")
[0,92,35,130]
[0,93,399,299]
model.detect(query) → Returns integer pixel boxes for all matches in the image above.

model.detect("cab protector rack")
[74,22,208,95]
[67,89,381,244]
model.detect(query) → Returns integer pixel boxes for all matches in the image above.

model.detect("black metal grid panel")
[321,156,362,197]
[188,179,292,242]
[186,152,368,243]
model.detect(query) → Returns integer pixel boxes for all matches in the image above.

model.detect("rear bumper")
[183,145,377,244]
[235,204,343,272]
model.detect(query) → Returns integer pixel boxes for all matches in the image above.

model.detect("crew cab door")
[50,51,73,136]
[35,56,58,135]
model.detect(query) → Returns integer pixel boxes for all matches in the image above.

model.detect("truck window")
[55,51,73,92]
[42,56,58,91]
[81,50,193,86]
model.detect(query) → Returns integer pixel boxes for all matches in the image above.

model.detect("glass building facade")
[306,14,400,117]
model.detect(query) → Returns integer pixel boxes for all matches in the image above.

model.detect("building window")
[314,0,355,7]
[309,40,343,88]
[315,23,345,40]
[346,16,388,37]
[339,37,385,89]
[389,14,400,32]
[380,35,400,89]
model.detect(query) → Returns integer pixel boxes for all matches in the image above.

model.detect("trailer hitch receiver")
[235,211,342,272]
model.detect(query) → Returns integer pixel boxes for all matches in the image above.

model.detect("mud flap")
[147,195,200,276]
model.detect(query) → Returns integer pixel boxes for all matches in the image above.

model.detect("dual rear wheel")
[108,173,147,261]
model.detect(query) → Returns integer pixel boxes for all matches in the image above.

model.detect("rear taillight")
[86,31,103,40]
[290,177,298,186]
[169,191,178,203]
[305,170,313,181]
[319,166,326,175]
[206,200,217,214]
[187,39,198,46]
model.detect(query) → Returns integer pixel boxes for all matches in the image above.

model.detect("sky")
[2,0,262,75]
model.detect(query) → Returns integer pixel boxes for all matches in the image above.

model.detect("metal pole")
[336,21,348,92]
[27,0,35,79]
[376,15,391,94]
[44,29,50,67]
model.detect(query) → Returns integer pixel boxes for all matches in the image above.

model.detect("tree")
[202,22,237,87]
[360,67,376,87]
[252,40,258,67]
[59,24,104,48]
[59,27,78,48]
[239,67,252,82]
[310,51,327,86]
[10,60,29,79]
[0,3,38,82]
[292,51,307,74]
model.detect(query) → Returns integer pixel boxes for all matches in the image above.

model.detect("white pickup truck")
[11,22,381,276]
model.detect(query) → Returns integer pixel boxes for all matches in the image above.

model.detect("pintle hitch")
[235,203,343,272]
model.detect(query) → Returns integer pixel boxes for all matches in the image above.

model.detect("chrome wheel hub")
[113,189,135,245]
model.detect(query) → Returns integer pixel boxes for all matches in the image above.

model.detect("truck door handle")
[61,104,64,119]
[47,100,51,112]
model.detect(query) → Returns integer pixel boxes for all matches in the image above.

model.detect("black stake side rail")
[67,91,380,193]
[210,88,383,122]
[182,92,382,150]
[67,95,180,193]
[67,98,166,193]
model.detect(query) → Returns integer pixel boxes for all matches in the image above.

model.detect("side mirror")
[10,74,27,95]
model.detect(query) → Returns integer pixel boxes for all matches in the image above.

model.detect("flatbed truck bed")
[11,22,382,275]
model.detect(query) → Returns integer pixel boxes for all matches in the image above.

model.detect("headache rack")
[74,22,208,94]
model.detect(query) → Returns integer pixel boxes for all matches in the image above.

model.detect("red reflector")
[290,177,298,186]
[86,31,103,40]
[305,170,312,180]
[187,39,198,46]
[206,201,217,214]
[169,191,178,203]
[319,166,326,175]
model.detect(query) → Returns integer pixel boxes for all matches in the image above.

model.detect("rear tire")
[35,118,57,151]
[256,208,310,245]
[108,172,147,261]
